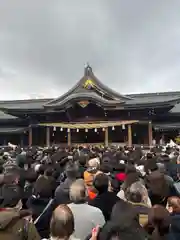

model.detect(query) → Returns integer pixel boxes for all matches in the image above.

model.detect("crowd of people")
[0,144,179,240]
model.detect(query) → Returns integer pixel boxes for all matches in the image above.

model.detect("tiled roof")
[0,91,180,111]
[0,98,51,110]
[0,127,27,133]
[170,103,180,113]
[127,91,180,104]
[0,111,17,120]
[125,96,180,105]
[127,91,180,98]
[45,92,122,108]
[153,122,180,130]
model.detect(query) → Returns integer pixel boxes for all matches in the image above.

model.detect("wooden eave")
[44,92,123,109]
[124,98,180,108]
[38,120,139,129]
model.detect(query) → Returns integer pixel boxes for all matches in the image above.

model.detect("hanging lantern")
[67,128,70,132]
[85,129,88,132]
[94,128,97,132]
[77,128,79,132]
[102,128,105,131]
[122,124,125,130]
[112,126,115,131]
[60,127,63,131]
[53,126,56,131]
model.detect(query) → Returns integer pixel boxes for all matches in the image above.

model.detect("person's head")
[111,200,139,226]
[166,196,180,214]
[122,172,140,192]
[50,204,74,240]
[78,154,87,166]
[44,168,53,177]
[69,179,87,203]
[65,162,78,180]
[144,158,158,175]
[100,163,112,175]
[99,221,146,240]
[38,165,45,175]
[110,178,120,194]
[88,158,100,169]
[126,181,149,205]
[125,165,137,175]
[93,173,109,194]
[148,205,170,237]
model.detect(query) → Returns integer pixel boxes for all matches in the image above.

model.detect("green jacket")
[0,208,41,240]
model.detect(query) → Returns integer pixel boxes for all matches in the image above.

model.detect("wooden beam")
[28,126,32,147]
[67,130,71,146]
[105,127,109,147]
[128,124,132,147]
[46,126,50,147]
[38,120,139,129]
[148,121,153,146]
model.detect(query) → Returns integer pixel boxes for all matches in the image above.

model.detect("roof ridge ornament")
[84,63,92,76]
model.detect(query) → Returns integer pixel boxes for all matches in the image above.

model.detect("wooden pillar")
[28,126,32,147]
[105,127,109,147]
[128,124,132,147]
[20,135,24,147]
[67,129,71,146]
[148,121,153,146]
[46,126,50,147]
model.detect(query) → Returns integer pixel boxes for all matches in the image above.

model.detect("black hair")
[98,221,147,240]
[93,173,109,193]
[65,162,78,179]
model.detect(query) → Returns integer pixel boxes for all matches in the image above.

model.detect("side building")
[0,65,180,146]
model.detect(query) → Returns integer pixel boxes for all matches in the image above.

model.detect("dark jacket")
[88,191,119,221]
[128,201,150,226]
[27,196,50,221]
[35,199,57,239]
[34,175,56,199]
[169,213,180,240]
[55,178,74,205]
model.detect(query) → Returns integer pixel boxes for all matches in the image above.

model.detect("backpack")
[0,217,28,240]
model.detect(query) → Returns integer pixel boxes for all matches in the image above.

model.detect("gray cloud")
[0,0,180,99]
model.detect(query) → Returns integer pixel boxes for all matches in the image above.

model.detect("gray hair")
[69,179,87,203]
[127,181,150,205]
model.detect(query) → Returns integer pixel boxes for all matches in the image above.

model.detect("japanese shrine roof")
[0,127,27,134]
[153,122,180,130]
[0,91,179,114]
[0,66,180,117]
[0,110,17,120]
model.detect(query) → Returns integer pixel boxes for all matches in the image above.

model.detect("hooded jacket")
[55,178,74,205]
[0,208,40,240]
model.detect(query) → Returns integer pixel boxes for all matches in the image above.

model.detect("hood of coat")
[0,208,31,230]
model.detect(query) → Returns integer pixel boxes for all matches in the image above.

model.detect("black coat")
[27,196,50,221]
[169,213,180,240]
[88,191,119,221]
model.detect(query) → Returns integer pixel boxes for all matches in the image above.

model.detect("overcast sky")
[0,0,180,100]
